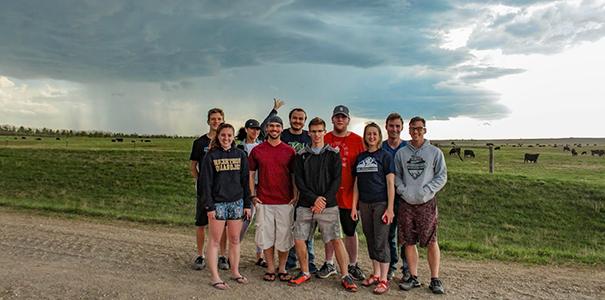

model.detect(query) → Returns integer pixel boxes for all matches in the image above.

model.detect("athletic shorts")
[398,197,438,247]
[255,204,294,252]
[339,208,359,237]
[294,206,342,243]
[195,195,208,227]
[215,199,244,220]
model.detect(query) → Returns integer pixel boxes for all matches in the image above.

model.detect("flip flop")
[278,272,292,282]
[211,281,228,290]
[263,272,276,282]
[231,276,248,284]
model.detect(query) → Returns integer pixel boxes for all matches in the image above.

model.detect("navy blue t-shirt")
[381,139,407,158]
[353,149,395,203]
[281,129,311,153]
[190,134,212,171]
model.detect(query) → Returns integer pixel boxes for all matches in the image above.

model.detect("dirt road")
[1,208,603,299]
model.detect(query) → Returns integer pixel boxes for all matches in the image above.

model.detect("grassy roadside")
[1,143,604,266]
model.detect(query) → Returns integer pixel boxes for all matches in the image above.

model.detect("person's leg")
[427,241,440,278]
[196,226,205,256]
[388,200,399,274]
[208,218,227,285]
[405,244,419,277]
[331,239,350,275]
[220,230,228,257]
[306,239,316,272]
[294,240,309,273]
[227,219,244,279]
[324,241,335,263]
[277,250,289,273]
[264,247,276,274]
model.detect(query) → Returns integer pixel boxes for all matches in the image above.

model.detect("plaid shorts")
[398,197,438,247]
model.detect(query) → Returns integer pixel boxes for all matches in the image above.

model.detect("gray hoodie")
[394,139,447,205]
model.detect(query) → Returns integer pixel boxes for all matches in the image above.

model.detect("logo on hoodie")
[406,155,426,179]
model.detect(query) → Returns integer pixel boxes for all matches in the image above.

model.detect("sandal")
[278,272,292,282]
[255,258,268,268]
[263,272,276,282]
[231,276,248,284]
[362,274,380,287]
[373,280,389,295]
[211,281,229,290]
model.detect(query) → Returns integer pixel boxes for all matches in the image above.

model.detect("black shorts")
[339,208,358,237]
[195,196,209,227]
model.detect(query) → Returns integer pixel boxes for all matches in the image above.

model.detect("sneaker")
[316,262,337,279]
[341,274,358,292]
[348,263,366,281]
[218,256,230,270]
[401,271,411,282]
[289,272,311,286]
[192,256,206,270]
[429,278,445,294]
[309,263,318,274]
[387,269,395,281]
[399,275,421,291]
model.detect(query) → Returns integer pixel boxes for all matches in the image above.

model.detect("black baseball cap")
[332,105,350,118]
[245,119,260,129]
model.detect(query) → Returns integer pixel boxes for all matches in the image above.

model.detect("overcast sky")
[1,0,604,139]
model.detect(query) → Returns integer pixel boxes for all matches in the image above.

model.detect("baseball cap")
[332,105,350,118]
[266,115,283,126]
[245,119,260,129]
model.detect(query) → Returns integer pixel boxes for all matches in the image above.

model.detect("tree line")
[0,124,187,138]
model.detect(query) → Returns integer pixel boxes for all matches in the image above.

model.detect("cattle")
[56,137,61,140]
[591,150,605,157]
[494,146,501,150]
[111,139,116,142]
[581,151,587,155]
[144,139,151,143]
[464,150,475,158]
[21,136,26,139]
[524,153,539,163]
[35,137,42,141]
[563,145,571,152]
[571,149,578,156]
[116,138,124,142]
[528,145,533,148]
[449,147,463,161]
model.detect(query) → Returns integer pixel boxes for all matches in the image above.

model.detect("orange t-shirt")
[324,131,365,209]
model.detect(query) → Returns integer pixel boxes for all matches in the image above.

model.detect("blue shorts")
[215,199,244,220]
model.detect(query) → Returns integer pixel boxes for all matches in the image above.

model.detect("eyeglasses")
[409,127,425,132]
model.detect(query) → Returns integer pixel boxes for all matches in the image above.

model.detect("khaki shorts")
[294,206,342,243]
[255,204,294,252]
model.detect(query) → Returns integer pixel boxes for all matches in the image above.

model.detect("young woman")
[351,122,396,295]
[235,120,267,267]
[200,123,252,290]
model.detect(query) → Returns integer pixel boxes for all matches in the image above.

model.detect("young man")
[319,105,366,281]
[190,108,229,270]
[249,115,297,282]
[261,98,317,273]
[381,113,409,281]
[394,116,447,294]
[288,117,358,292]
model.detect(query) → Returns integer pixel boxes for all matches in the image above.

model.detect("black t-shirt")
[353,149,395,203]
[281,129,311,153]
[190,134,212,171]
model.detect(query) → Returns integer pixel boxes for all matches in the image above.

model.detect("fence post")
[489,145,494,174]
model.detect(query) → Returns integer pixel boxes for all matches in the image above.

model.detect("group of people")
[189,99,448,295]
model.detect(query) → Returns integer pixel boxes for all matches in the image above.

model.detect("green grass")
[1,136,604,265]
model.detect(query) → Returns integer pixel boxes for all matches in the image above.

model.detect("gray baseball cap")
[266,115,283,126]
[332,105,350,118]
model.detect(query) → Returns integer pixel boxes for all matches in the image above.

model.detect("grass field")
[1,135,604,265]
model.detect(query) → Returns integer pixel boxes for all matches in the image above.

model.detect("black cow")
[116,138,124,142]
[449,147,463,161]
[563,145,571,152]
[524,153,539,163]
[581,151,587,155]
[56,137,61,140]
[144,139,151,142]
[571,149,578,156]
[464,150,475,158]
[591,150,605,157]
[494,146,501,150]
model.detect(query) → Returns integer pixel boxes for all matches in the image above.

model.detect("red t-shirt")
[248,141,296,205]
[324,131,365,209]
